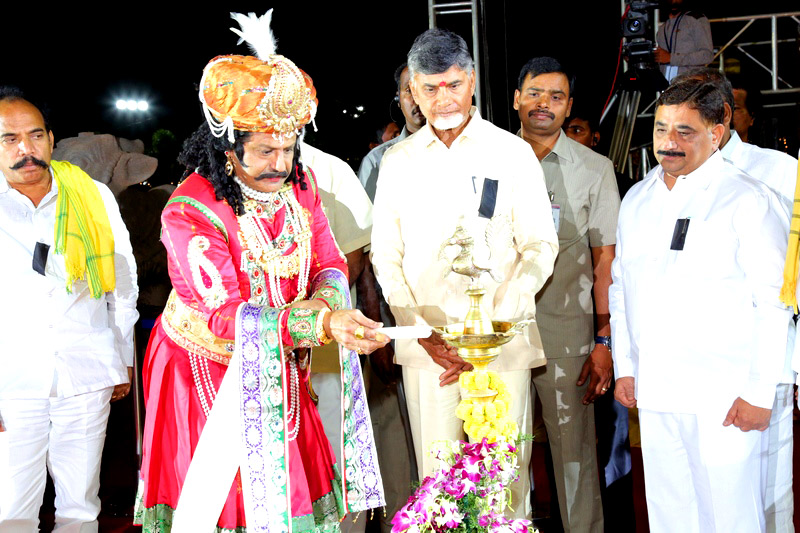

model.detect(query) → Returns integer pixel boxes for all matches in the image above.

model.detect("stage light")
[114,97,151,113]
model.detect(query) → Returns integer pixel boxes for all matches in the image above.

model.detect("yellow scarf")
[779,158,800,313]
[51,160,116,298]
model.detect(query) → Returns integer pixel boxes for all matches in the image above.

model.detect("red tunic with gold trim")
[135,171,349,531]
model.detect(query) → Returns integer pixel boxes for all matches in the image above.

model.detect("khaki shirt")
[533,131,620,359]
[371,108,558,373]
[300,141,373,372]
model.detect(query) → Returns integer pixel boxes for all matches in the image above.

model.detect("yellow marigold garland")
[456,371,519,443]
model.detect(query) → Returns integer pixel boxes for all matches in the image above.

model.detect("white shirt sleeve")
[370,148,430,328]
[98,182,139,369]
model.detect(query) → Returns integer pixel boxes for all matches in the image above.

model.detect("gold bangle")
[316,308,333,345]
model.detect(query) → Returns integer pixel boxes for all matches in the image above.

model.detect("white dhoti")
[0,387,112,533]
[761,383,794,533]
[639,407,765,533]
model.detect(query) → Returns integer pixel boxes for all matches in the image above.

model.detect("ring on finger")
[355,346,364,355]
[354,326,365,340]
[601,387,609,392]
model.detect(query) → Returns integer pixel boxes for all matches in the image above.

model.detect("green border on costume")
[132,466,345,533]
[167,195,229,241]
[311,269,348,311]
[287,308,322,347]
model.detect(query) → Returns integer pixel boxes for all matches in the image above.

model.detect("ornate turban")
[199,11,318,142]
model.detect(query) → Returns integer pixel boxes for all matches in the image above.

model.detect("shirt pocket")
[677,219,739,281]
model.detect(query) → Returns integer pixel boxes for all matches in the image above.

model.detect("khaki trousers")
[402,366,532,519]
[531,356,604,533]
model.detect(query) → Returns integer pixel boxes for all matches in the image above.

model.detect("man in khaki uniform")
[513,57,620,533]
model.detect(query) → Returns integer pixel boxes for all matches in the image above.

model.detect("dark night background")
[4,1,799,177]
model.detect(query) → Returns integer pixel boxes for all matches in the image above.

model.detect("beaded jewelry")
[189,352,218,418]
[286,356,301,441]
[191,347,296,439]
[238,183,312,309]
[233,176,285,206]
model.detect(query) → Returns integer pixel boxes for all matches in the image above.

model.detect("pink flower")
[510,518,532,533]
[455,454,483,483]
[391,507,418,533]
[442,477,477,499]
[390,437,528,533]
[462,438,493,458]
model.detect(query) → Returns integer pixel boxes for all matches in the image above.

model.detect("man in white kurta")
[371,28,558,520]
[610,78,790,532]
[674,67,798,532]
[718,98,797,533]
[0,91,139,531]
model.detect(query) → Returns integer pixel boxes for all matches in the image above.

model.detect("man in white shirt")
[674,67,797,533]
[0,88,139,531]
[610,78,789,532]
[371,29,558,519]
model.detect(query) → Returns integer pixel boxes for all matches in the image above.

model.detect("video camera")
[621,0,668,91]
[622,1,660,70]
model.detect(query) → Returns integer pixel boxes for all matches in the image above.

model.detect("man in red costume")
[134,11,388,532]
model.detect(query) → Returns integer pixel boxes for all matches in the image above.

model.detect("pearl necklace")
[234,176,281,204]
[239,187,312,309]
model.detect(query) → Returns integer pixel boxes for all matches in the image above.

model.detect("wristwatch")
[594,335,612,351]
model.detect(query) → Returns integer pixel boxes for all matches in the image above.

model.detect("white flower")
[267,358,281,377]
[269,387,283,405]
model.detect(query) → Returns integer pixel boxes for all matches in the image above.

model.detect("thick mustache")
[11,156,48,170]
[657,150,686,157]
[529,109,554,119]
[253,171,288,181]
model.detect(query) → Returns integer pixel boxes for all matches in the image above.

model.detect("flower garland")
[391,438,535,533]
[456,372,519,443]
